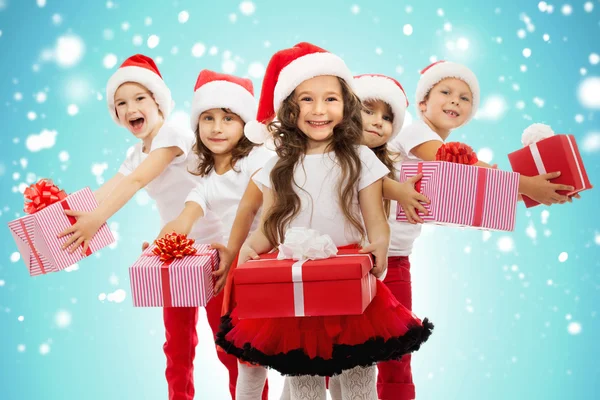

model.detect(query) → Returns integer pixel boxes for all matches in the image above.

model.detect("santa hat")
[415,60,480,122]
[106,54,173,125]
[353,74,408,139]
[244,42,354,144]
[189,70,256,130]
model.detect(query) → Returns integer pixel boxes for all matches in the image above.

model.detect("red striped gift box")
[7,187,115,276]
[129,243,217,307]
[396,162,520,231]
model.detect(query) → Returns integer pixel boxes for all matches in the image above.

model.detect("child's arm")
[358,178,390,279]
[59,147,181,254]
[157,201,205,240]
[238,186,276,265]
[211,181,263,294]
[94,173,125,204]
[382,176,429,224]
[411,141,573,205]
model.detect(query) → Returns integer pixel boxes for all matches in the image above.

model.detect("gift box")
[396,161,520,231]
[7,181,115,276]
[234,249,377,319]
[508,134,591,208]
[129,234,218,307]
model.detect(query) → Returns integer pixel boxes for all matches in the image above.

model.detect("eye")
[326,97,338,102]
[441,90,450,95]
[362,108,373,115]
[203,115,213,121]
[383,115,392,122]
[136,96,145,101]
[224,116,233,122]
[117,101,125,106]
[461,96,470,102]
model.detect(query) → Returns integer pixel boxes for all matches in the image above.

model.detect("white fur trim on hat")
[106,66,174,125]
[415,62,479,123]
[189,80,257,131]
[273,52,354,112]
[354,76,408,139]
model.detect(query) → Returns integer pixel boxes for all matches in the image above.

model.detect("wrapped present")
[396,160,520,231]
[234,228,377,319]
[508,123,592,208]
[129,233,218,307]
[7,179,115,276]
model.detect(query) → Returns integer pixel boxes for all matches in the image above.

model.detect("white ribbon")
[566,135,587,190]
[529,142,547,175]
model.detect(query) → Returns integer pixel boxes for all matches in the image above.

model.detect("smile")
[443,110,460,118]
[307,120,332,127]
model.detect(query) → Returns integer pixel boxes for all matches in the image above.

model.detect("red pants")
[163,290,269,400]
[377,256,415,400]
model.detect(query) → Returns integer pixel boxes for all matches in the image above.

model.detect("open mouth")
[443,110,460,118]
[307,120,332,128]
[129,117,145,131]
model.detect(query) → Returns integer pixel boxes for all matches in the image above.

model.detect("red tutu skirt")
[216,280,433,376]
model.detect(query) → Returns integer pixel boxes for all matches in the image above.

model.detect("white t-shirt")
[385,120,445,256]
[253,145,389,247]
[185,146,275,245]
[391,119,444,161]
[118,121,224,244]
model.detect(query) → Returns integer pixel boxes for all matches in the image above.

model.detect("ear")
[418,101,427,113]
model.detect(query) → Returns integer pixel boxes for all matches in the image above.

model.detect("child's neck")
[306,138,332,155]
[422,116,450,141]
[142,120,164,153]
[213,152,234,175]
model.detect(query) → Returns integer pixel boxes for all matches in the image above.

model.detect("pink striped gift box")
[396,162,520,231]
[129,243,217,307]
[7,187,115,276]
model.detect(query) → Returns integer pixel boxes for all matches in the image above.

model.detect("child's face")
[114,82,162,139]
[361,100,394,149]
[419,78,473,131]
[198,108,245,155]
[294,75,344,146]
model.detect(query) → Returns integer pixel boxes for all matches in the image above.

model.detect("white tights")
[280,366,377,400]
[236,361,268,400]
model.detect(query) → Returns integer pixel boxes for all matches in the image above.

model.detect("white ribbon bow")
[277,228,338,316]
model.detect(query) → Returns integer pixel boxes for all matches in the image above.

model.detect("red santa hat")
[189,70,257,130]
[416,60,480,122]
[353,74,408,139]
[106,54,174,125]
[244,42,355,144]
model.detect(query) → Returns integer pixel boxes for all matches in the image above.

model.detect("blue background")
[0,0,599,399]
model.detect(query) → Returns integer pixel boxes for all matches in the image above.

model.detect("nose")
[312,99,326,115]
[212,119,223,133]
[372,113,383,127]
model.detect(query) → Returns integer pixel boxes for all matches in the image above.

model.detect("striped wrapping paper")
[7,187,115,276]
[396,162,520,232]
[129,243,217,307]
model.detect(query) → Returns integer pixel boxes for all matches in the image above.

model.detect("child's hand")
[521,172,574,206]
[567,193,582,203]
[359,238,388,279]
[141,241,150,251]
[237,242,260,267]
[210,243,235,295]
[397,174,430,224]
[58,210,104,255]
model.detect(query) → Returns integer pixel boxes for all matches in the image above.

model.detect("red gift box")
[234,249,376,319]
[396,162,520,231]
[508,134,592,208]
[7,182,115,276]
[129,234,218,307]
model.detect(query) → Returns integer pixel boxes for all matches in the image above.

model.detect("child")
[57,57,228,400]
[215,42,433,400]
[392,60,577,205]
[156,69,272,400]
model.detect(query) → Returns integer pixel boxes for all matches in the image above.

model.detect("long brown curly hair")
[263,77,366,247]
[190,108,257,177]
[363,100,400,218]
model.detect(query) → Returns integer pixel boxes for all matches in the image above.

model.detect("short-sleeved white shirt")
[253,145,389,247]
[118,121,224,244]
[185,146,275,245]
[391,119,444,161]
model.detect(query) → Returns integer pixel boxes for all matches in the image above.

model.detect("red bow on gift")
[436,142,479,165]
[153,233,198,263]
[23,179,68,214]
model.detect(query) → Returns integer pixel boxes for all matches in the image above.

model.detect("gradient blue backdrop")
[1,1,599,399]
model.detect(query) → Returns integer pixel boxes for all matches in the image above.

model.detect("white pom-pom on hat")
[522,123,555,147]
[244,120,270,144]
